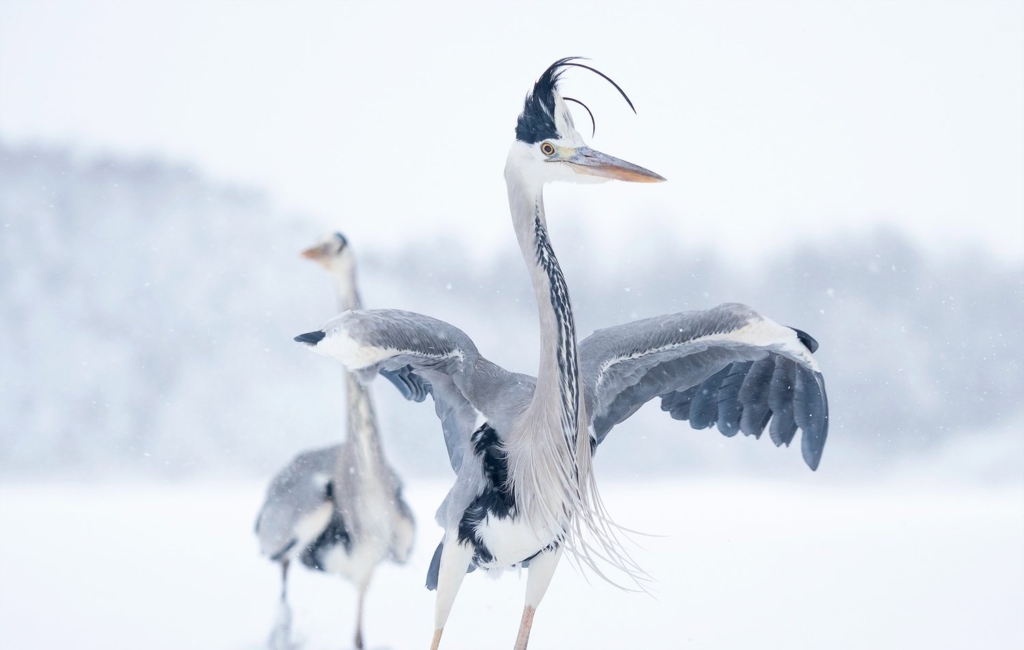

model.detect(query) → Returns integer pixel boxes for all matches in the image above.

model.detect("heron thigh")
[434,531,475,630]
[525,546,563,608]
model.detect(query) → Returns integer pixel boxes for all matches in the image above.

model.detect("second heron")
[256,233,415,649]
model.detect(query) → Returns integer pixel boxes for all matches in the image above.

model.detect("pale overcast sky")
[2,0,1021,265]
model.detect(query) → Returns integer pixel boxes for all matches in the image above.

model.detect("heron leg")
[268,559,293,650]
[354,579,368,650]
[280,558,290,601]
[513,547,563,650]
[430,531,474,650]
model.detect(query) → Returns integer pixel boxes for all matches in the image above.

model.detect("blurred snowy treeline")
[1,143,1021,478]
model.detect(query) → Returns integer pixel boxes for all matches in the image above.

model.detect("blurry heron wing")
[580,303,829,470]
[301,309,533,473]
[254,445,340,559]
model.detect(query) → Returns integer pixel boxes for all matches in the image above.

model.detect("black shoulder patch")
[455,422,516,564]
[790,327,819,353]
[300,510,351,571]
[471,423,507,488]
[294,330,326,345]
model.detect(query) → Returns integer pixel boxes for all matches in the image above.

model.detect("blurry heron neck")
[327,256,382,466]
[343,372,384,470]
[328,255,362,312]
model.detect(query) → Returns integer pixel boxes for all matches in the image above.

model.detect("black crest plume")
[333,232,348,250]
[514,57,636,144]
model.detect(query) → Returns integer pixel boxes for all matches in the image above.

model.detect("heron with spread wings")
[295,59,829,650]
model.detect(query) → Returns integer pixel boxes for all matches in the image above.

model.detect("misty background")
[1,2,1022,649]
[1,141,1021,481]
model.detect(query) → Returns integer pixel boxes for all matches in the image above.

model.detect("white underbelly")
[320,539,387,586]
[321,478,413,580]
[476,514,560,568]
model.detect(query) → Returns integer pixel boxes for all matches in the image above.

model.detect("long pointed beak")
[301,244,327,260]
[566,147,665,183]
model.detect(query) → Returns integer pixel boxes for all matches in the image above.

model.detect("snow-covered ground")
[1,476,1021,650]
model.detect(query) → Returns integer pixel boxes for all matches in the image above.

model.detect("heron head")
[301,232,352,270]
[509,57,665,185]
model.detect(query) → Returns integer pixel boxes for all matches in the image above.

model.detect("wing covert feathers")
[580,303,828,470]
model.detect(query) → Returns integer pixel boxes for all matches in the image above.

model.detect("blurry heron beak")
[301,244,328,260]
[566,147,665,183]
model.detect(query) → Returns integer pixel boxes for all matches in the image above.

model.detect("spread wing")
[296,309,533,473]
[580,303,828,470]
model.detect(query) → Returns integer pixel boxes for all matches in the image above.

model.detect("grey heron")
[294,59,829,650]
[255,233,415,649]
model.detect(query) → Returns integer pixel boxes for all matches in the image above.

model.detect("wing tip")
[788,326,819,354]
[294,330,326,346]
[802,429,826,471]
[800,420,827,472]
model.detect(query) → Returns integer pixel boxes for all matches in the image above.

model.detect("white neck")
[503,145,592,538]
[505,163,580,429]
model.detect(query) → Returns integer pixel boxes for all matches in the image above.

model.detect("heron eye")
[540,142,556,156]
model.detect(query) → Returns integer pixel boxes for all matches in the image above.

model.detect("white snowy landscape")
[2,2,1022,649]
[2,470,1022,649]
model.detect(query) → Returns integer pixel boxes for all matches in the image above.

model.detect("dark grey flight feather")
[768,358,798,447]
[381,366,431,402]
[716,361,752,437]
[426,540,444,590]
[738,357,775,439]
[688,365,731,430]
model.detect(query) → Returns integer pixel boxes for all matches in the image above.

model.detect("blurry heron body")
[256,233,415,649]
[296,59,829,650]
